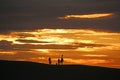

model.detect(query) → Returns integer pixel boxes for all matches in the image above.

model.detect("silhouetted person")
[48,57,52,64]
[58,58,61,65]
[60,55,64,65]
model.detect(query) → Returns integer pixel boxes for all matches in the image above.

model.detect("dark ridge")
[1,60,120,80]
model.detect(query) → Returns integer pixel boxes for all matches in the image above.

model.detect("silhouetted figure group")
[57,55,64,65]
[57,58,61,65]
[58,55,64,65]
[48,55,64,65]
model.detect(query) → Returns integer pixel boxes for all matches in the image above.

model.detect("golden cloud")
[58,13,114,19]
[65,58,111,64]
[83,54,107,57]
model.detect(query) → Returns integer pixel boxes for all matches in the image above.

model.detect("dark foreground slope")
[1,60,120,80]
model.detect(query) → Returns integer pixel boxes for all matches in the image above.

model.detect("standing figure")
[48,57,52,64]
[60,55,64,65]
[57,58,61,65]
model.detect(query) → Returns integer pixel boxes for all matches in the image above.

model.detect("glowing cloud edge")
[58,13,114,19]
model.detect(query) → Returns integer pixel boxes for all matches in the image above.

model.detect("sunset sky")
[0,0,120,68]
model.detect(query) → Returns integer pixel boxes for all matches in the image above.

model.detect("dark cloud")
[74,43,109,48]
[0,40,13,50]
[16,39,52,43]
[16,44,77,49]
[0,40,32,51]
[16,33,35,38]
[0,40,109,51]
[0,0,120,33]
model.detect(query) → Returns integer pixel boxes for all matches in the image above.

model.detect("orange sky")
[0,29,120,68]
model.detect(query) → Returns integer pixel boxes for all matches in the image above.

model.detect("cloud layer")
[0,29,120,68]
